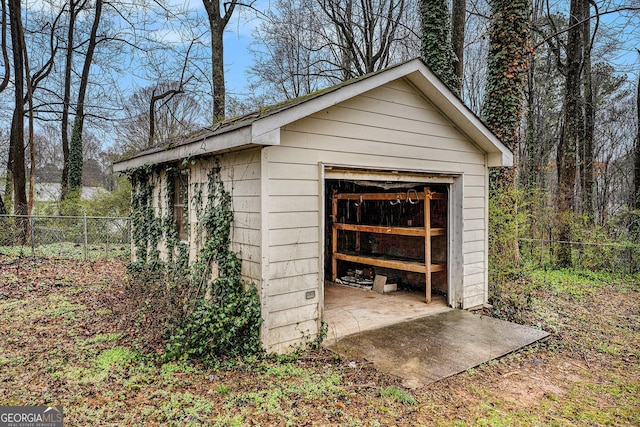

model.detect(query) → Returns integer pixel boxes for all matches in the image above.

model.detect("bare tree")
[248,0,413,104]
[116,84,203,156]
[318,0,407,80]
[202,0,241,123]
[67,0,103,197]
[579,0,598,222]
[8,0,27,223]
[635,58,640,213]
[248,0,334,103]
[0,0,9,214]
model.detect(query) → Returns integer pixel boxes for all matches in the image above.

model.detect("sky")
[174,0,268,99]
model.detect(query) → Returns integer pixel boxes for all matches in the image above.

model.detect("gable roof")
[113,58,512,172]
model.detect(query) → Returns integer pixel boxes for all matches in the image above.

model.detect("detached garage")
[114,58,512,353]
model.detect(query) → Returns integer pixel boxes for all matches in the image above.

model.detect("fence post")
[105,219,109,260]
[30,216,35,258]
[83,215,88,262]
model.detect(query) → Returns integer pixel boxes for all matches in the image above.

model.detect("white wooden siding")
[261,78,489,350]
[185,149,262,285]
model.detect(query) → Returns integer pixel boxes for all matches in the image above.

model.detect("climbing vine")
[128,165,162,268]
[419,0,460,93]
[126,160,263,363]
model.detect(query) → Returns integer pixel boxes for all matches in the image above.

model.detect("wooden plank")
[269,212,319,230]
[336,191,445,201]
[430,228,446,236]
[268,179,318,196]
[430,264,446,272]
[270,227,318,246]
[335,223,426,236]
[332,195,338,281]
[424,187,432,303]
[269,242,318,263]
[333,252,426,274]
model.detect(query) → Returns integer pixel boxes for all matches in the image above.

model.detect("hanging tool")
[407,189,419,204]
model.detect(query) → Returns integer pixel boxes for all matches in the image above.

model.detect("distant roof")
[113,58,512,172]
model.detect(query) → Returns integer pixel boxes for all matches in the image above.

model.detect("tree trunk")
[580,0,594,223]
[556,0,584,267]
[419,0,459,92]
[0,0,8,214]
[60,0,77,201]
[68,0,103,195]
[210,17,225,123]
[8,0,27,238]
[23,23,34,216]
[481,0,531,269]
[481,0,530,187]
[634,67,640,211]
[202,0,237,124]
[451,0,465,93]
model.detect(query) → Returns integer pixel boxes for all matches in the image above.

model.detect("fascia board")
[404,67,513,167]
[113,126,252,172]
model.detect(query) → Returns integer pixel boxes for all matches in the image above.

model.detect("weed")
[94,347,136,371]
[380,386,416,405]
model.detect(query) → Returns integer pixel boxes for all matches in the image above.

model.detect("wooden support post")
[332,193,338,282]
[424,187,432,303]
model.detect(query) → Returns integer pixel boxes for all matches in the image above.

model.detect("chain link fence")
[519,238,640,274]
[0,215,131,261]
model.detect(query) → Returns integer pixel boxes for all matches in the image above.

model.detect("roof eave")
[402,67,513,167]
[250,59,513,167]
[113,126,254,172]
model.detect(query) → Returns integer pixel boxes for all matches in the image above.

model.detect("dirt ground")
[0,256,638,426]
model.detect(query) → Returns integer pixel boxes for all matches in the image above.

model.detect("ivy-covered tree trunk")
[60,0,78,201]
[481,0,530,183]
[67,0,103,196]
[419,0,459,93]
[481,0,531,269]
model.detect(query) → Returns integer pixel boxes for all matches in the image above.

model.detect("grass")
[0,242,129,261]
[0,256,638,425]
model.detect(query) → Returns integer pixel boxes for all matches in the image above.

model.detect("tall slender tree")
[67,0,103,196]
[202,0,238,123]
[555,0,585,267]
[580,0,597,222]
[60,0,80,200]
[451,0,465,93]
[0,0,10,214]
[634,56,640,213]
[7,0,27,240]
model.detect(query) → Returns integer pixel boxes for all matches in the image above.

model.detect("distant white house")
[0,183,107,203]
[114,58,512,353]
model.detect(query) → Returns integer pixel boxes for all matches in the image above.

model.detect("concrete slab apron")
[326,310,550,388]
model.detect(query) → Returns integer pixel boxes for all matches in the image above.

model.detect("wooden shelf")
[331,188,447,304]
[334,223,445,237]
[334,252,427,274]
[334,252,446,275]
[334,223,425,236]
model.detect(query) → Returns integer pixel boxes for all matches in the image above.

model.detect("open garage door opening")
[322,171,457,341]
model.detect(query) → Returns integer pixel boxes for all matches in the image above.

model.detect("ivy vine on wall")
[127,160,263,363]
